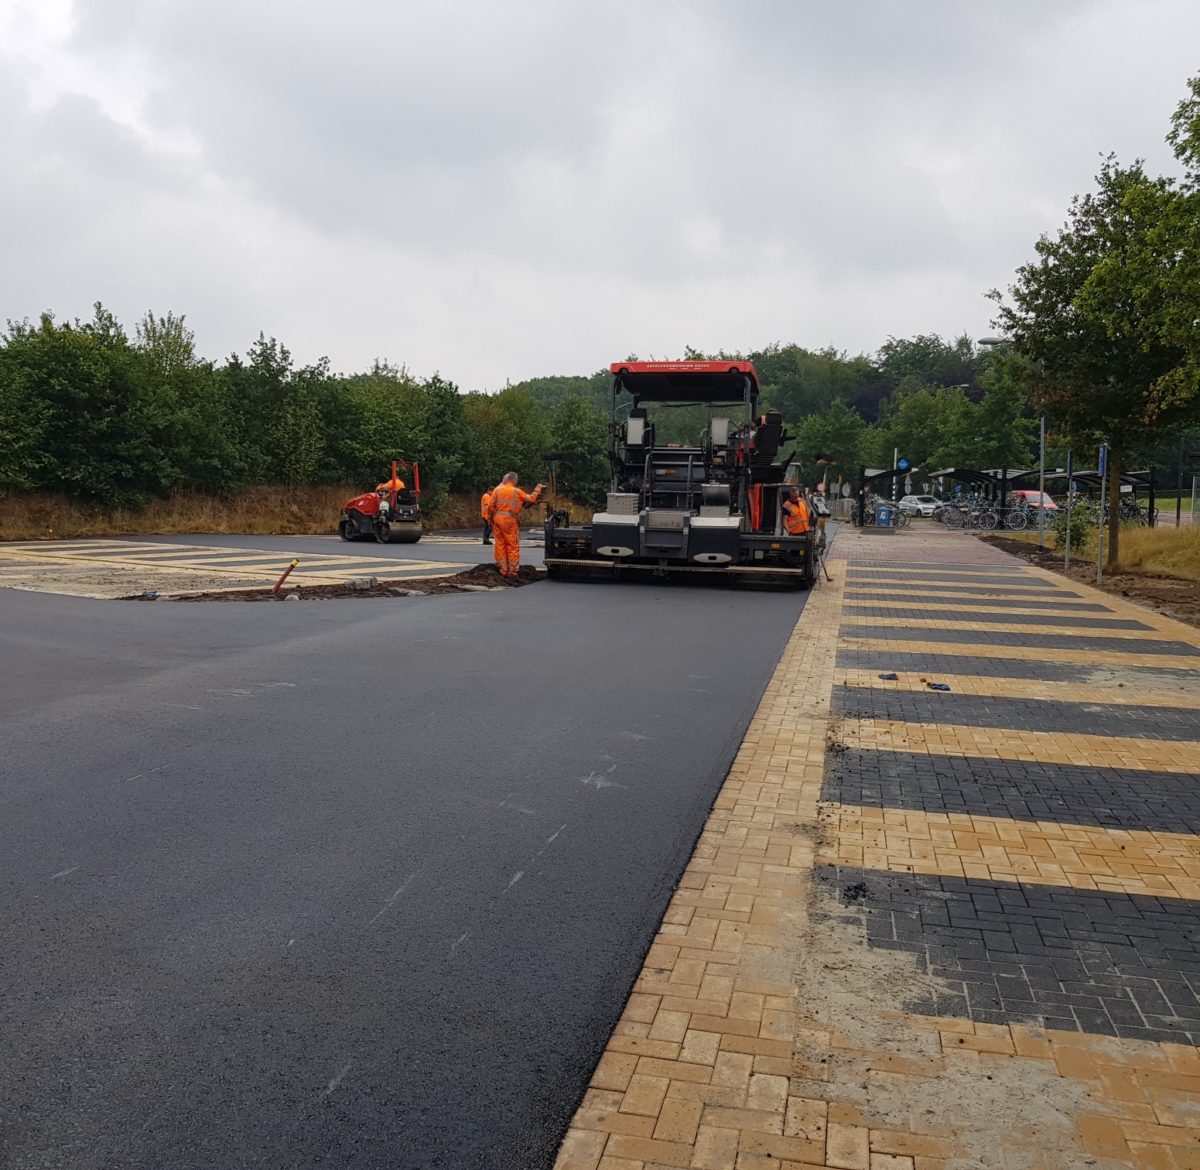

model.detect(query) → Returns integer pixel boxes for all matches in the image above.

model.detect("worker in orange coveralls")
[782,487,811,535]
[486,472,544,578]
[480,489,494,545]
[376,473,406,491]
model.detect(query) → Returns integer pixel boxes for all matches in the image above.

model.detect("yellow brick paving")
[838,719,1200,774]
[836,669,1200,708]
[828,808,1200,899]
[554,534,1200,1170]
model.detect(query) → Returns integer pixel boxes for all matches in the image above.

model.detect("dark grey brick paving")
[831,684,1200,742]
[816,865,1200,1044]
[836,647,1200,683]
[844,593,1110,612]
[843,606,1149,631]
[822,748,1200,835]
[840,625,1199,656]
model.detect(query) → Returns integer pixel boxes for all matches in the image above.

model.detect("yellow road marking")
[836,717,1200,773]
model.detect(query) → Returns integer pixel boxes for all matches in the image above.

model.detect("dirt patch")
[158,563,544,602]
[980,533,1200,629]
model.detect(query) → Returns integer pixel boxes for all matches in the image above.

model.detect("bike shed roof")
[1036,469,1152,489]
[925,468,1029,487]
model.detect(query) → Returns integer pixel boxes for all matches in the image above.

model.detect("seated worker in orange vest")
[486,472,544,578]
[480,489,494,545]
[782,487,811,535]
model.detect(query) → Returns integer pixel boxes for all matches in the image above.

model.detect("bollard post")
[273,559,299,595]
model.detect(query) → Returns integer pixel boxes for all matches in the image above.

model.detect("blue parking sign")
[1098,442,1108,481]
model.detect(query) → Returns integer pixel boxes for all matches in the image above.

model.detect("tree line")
[1,305,1040,512]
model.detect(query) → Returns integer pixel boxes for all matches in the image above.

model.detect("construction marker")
[273,559,299,595]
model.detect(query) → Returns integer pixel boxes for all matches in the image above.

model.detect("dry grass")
[0,488,594,541]
[1116,525,1200,582]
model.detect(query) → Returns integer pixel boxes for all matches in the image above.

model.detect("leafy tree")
[790,400,865,483]
[462,387,551,488]
[990,154,1192,565]
[547,394,608,507]
[0,306,178,504]
[876,333,982,397]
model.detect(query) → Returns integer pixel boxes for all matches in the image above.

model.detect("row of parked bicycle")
[852,490,1153,530]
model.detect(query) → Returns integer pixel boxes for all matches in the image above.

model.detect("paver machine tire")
[376,520,422,544]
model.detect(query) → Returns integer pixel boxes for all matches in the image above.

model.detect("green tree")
[0,305,178,504]
[790,399,865,481]
[991,154,1192,565]
[462,387,551,487]
[547,394,608,507]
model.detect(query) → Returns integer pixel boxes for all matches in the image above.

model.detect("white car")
[899,494,940,517]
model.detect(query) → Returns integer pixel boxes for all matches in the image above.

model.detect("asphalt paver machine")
[544,361,814,586]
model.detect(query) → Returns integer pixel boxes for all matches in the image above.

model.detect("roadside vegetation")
[0,488,577,542]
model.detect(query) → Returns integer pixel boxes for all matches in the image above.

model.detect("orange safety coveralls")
[782,496,810,535]
[376,477,406,492]
[487,482,542,576]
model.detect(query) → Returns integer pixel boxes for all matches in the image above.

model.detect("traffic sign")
[1098,443,1108,481]
[896,458,911,472]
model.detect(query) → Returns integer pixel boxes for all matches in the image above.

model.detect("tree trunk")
[1106,449,1121,570]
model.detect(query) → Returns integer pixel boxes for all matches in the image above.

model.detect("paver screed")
[554,526,1200,1170]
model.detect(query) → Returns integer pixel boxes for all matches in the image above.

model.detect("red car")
[1009,490,1058,511]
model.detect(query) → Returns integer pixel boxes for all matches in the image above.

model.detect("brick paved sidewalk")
[554,526,1200,1170]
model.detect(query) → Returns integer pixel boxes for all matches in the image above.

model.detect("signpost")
[1096,443,1109,585]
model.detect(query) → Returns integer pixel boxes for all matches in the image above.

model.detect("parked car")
[899,494,941,517]
[1009,489,1059,511]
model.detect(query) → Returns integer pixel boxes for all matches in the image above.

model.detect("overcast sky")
[2,1,1197,390]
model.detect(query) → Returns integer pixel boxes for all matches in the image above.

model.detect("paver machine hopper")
[543,361,814,586]
[339,459,423,544]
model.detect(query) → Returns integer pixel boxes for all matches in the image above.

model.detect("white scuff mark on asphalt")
[366,870,421,925]
[580,772,625,790]
[157,702,203,711]
[288,938,295,947]
[123,766,169,783]
[206,688,254,698]
[618,731,650,741]
[450,932,469,955]
[606,763,618,773]
[50,866,79,880]
[254,682,297,689]
[497,799,538,817]
[504,870,524,892]
[529,824,568,863]
[321,1060,353,1098]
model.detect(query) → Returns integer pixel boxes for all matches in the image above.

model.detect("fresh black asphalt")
[0,569,807,1169]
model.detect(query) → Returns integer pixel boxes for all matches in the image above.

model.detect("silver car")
[899,494,940,517]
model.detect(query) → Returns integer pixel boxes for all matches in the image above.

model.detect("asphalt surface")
[1,570,808,1169]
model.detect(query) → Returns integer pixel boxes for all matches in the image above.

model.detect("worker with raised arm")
[480,488,494,545]
[782,486,811,535]
[486,472,544,578]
